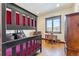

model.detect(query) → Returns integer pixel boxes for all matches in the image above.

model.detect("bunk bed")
[2,3,42,56]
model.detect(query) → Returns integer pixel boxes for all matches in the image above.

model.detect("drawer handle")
[77,24,79,26]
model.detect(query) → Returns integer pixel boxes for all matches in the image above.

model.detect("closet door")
[66,13,79,56]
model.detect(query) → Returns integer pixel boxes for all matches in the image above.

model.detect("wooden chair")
[45,34,57,44]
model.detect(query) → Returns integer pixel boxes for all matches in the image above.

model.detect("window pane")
[53,17,60,32]
[46,19,52,32]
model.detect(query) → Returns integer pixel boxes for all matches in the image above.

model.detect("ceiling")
[15,3,73,16]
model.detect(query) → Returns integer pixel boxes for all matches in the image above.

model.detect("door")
[66,13,79,56]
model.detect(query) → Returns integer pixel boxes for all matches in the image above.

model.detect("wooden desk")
[45,35,57,44]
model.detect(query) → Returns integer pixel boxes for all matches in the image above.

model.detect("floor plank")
[37,40,65,56]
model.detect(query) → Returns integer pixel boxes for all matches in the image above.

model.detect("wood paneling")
[66,13,79,56]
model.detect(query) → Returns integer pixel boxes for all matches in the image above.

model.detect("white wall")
[6,30,35,37]
[23,30,35,37]
[37,5,74,42]
[73,3,79,12]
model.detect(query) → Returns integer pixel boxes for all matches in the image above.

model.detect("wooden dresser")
[66,12,79,56]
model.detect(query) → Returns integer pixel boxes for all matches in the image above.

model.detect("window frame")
[45,15,61,33]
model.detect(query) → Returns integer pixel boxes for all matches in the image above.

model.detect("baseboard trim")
[59,41,65,44]
[42,38,65,43]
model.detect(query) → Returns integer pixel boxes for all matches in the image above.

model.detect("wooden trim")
[42,38,65,43]
[59,41,65,44]
[66,12,79,16]
[67,48,79,52]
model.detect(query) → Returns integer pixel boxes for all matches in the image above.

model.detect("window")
[45,16,61,33]
[46,19,52,32]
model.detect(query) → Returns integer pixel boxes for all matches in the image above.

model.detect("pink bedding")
[6,43,27,56]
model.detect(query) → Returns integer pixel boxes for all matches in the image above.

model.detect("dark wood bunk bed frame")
[2,3,42,56]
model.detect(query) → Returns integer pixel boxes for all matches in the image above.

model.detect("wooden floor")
[37,40,65,56]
